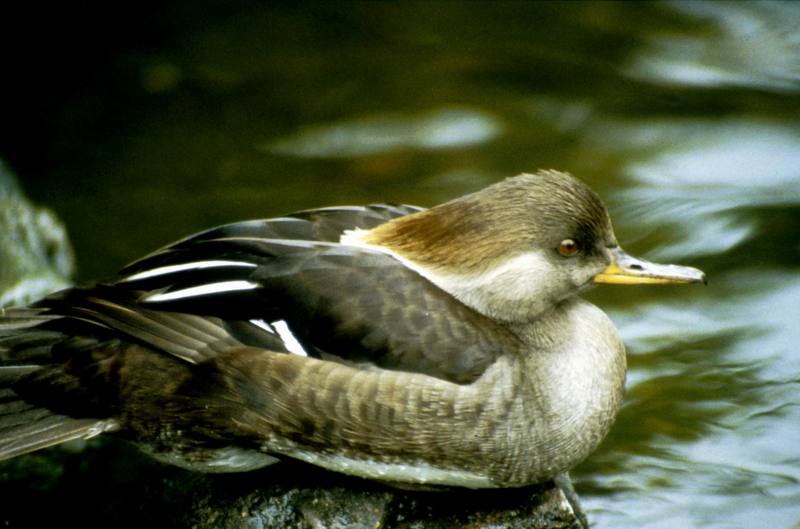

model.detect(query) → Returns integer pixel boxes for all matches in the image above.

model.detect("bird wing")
[109,204,519,384]
[122,203,423,271]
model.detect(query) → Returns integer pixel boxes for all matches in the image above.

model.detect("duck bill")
[593,248,707,285]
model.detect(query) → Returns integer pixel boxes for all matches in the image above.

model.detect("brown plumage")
[359,171,614,273]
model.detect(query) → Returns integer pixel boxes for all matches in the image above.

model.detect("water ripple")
[625,0,800,93]
[263,107,502,158]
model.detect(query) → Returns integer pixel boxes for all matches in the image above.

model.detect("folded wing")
[117,204,519,383]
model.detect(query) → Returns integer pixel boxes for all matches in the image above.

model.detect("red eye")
[558,238,579,257]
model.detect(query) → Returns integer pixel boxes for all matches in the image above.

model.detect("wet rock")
[0,161,74,307]
[164,460,583,529]
[2,439,583,529]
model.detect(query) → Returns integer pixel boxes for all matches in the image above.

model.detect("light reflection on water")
[584,119,800,261]
[626,0,800,92]
[264,107,503,158]
[5,1,800,528]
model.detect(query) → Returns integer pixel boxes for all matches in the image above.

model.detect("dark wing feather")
[259,249,519,383]
[32,287,289,364]
[120,204,422,276]
[122,238,518,384]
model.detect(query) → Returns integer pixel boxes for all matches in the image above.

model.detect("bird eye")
[558,238,579,257]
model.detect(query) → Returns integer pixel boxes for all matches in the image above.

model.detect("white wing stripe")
[271,320,308,357]
[144,281,260,302]
[249,319,276,334]
[121,260,257,282]
[301,206,367,213]
[210,237,339,249]
[266,217,307,223]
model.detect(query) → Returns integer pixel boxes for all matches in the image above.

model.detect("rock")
[133,458,584,529]
[3,442,584,529]
[155,460,585,529]
[0,161,74,307]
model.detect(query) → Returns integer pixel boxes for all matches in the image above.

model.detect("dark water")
[3,2,800,528]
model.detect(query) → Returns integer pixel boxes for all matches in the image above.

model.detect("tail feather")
[0,306,118,461]
[0,392,38,418]
[0,308,61,365]
[0,411,117,461]
[0,366,41,384]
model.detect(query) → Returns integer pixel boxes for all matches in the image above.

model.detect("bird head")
[345,171,705,323]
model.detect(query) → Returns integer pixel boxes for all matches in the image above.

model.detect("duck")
[0,170,705,489]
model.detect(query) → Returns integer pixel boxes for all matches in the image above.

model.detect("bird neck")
[461,297,627,485]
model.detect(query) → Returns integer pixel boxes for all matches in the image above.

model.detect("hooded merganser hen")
[0,170,704,488]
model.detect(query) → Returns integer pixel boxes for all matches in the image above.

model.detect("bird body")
[0,171,704,488]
